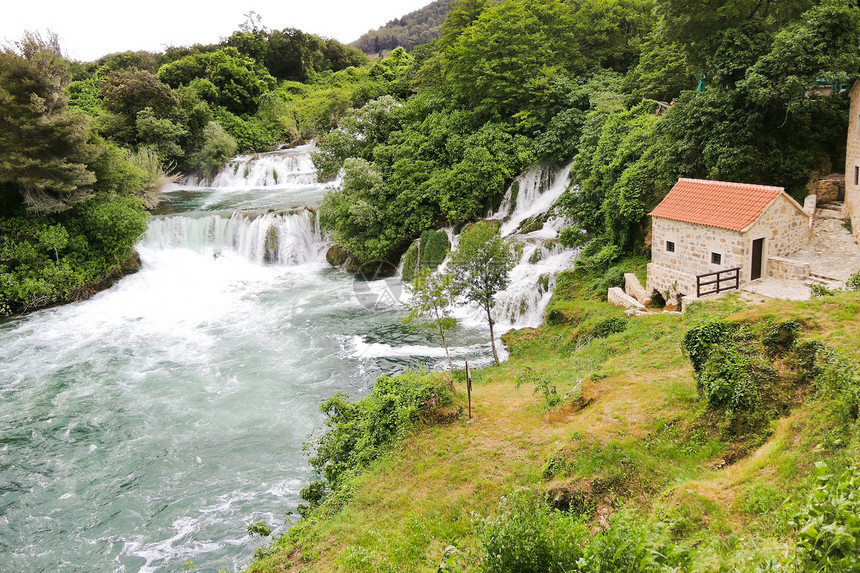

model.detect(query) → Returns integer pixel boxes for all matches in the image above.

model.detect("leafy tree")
[443,0,586,123]
[404,269,457,369]
[742,3,860,107]
[158,47,275,115]
[448,221,515,363]
[191,122,238,181]
[135,107,187,166]
[100,68,178,123]
[0,32,98,214]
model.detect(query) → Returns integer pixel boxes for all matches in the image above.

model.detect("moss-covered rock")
[417,230,449,271]
[401,240,420,282]
[326,245,349,267]
[263,226,279,264]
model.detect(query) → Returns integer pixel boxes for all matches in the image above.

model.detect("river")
[0,145,576,572]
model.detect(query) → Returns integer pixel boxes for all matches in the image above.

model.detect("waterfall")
[142,210,326,265]
[439,162,579,332]
[179,144,319,189]
[490,163,573,237]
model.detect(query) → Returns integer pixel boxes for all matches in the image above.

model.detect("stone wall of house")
[744,195,811,260]
[646,195,810,298]
[646,218,745,297]
[845,83,860,244]
[767,256,810,281]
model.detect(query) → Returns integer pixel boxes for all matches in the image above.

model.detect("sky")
[1,0,434,62]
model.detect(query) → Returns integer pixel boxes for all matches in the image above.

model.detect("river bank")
[247,265,860,572]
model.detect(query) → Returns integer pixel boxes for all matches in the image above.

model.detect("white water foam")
[142,210,326,266]
[181,145,319,189]
[491,163,573,237]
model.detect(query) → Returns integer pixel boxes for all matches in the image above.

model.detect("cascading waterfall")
[180,145,319,189]
[446,162,578,331]
[490,162,574,237]
[143,210,326,266]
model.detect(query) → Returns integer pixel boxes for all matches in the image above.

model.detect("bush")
[846,271,860,292]
[308,371,452,495]
[792,462,860,571]
[480,489,588,573]
[480,490,692,573]
[516,367,562,409]
[810,283,836,298]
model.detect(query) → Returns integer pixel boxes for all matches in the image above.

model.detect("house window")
[711,252,722,265]
[666,240,675,253]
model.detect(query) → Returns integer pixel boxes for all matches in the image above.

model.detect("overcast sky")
[2,1,433,62]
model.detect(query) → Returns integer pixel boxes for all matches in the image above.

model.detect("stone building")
[843,82,860,243]
[646,178,812,298]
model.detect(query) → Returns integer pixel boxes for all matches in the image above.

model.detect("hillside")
[248,259,860,571]
[351,0,452,55]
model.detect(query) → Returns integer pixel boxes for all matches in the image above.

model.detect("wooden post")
[465,360,472,420]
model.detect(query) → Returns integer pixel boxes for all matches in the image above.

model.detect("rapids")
[0,148,577,572]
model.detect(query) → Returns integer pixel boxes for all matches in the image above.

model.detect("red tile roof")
[650,178,788,232]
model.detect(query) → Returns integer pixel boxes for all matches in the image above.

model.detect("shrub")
[846,271,860,292]
[480,490,692,573]
[516,367,562,409]
[308,371,452,494]
[480,489,588,573]
[810,283,836,298]
[792,462,860,571]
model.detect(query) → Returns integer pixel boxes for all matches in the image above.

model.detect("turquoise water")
[0,159,492,572]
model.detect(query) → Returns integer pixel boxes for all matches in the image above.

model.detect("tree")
[448,221,515,363]
[404,269,457,369]
[0,32,98,214]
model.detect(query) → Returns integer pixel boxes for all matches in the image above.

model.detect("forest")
[1,0,858,317]
[351,0,453,55]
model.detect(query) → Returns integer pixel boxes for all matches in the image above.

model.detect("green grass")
[247,269,860,572]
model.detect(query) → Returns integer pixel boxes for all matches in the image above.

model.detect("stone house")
[843,82,860,244]
[646,178,812,299]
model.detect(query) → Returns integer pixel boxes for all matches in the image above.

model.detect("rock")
[564,379,583,401]
[325,245,349,267]
[624,273,649,304]
[607,287,646,311]
[263,226,279,264]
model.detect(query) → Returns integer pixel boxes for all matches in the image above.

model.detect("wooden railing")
[696,267,741,297]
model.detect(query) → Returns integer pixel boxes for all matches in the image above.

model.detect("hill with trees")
[351,0,453,55]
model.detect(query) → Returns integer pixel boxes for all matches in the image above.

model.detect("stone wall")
[845,83,860,244]
[766,256,810,281]
[647,218,745,297]
[744,194,811,261]
[646,195,810,298]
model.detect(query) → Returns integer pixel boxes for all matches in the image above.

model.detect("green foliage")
[847,271,860,292]
[403,269,458,369]
[135,108,187,165]
[352,0,453,54]
[516,367,562,409]
[191,122,238,182]
[448,222,515,362]
[308,371,453,493]
[443,0,586,124]
[479,489,690,572]
[480,489,589,572]
[0,33,98,214]
[158,47,275,115]
[792,341,860,424]
[417,230,450,272]
[246,521,272,537]
[792,462,860,572]
[810,283,837,298]
[400,241,420,282]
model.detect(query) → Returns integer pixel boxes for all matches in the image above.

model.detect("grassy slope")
[249,266,860,572]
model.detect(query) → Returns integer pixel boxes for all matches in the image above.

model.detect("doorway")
[751,238,764,281]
